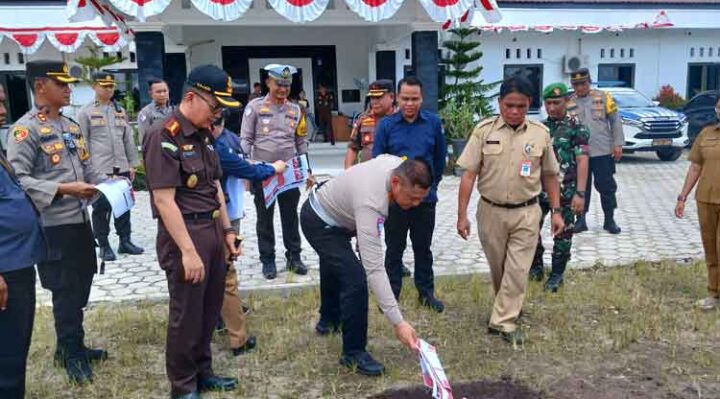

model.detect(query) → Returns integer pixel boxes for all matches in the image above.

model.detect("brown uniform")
[688,123,720,298]
[457,116,559,332]
[348,110,386,163]
[143,109,226,396]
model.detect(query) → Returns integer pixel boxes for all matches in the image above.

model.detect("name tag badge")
[520,160,532,177]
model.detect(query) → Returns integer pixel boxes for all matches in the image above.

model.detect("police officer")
[568,68,624,234]
[240,64,310,280]
[78,72,144,261]
[372,77,447,312]
[316,83,335,145]
[137,78,171,145]
[343,80,395,168]
[300,155,422,376]
[7,61,108,383]
[456,76,562,345]
[529,83,590,292]
[0,83,46,399]
[143,65,241,399]
[676,97,720,311]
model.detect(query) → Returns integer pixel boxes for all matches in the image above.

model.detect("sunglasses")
[195,92,224,114]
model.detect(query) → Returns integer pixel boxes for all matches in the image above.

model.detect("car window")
[608,91,654,108]
[687,94,718,109]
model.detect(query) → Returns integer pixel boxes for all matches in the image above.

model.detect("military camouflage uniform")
[532,114,590,274]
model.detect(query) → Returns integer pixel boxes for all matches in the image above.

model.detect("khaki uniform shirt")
[239,95,308,163]
[137,102,171,145]
[457,116,559,204]
[315,154,404,325]
[143,109,222,219]
[77,101,140,175]
[567,90,625,157]
[7,107,106,227]
[348,110,388,163]
[688,124,720,204]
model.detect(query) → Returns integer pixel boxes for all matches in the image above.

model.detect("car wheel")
[656,148,682,162]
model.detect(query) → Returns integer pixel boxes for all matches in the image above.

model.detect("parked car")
[682,90,720,145]
[605,87,689,162]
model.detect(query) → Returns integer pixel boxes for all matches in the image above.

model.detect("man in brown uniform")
[143,65,241,399]
[456,76,563,344]
[343,80,395,168]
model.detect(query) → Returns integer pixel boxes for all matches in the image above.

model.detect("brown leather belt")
[481,196,538,209]
[183,210,220,221]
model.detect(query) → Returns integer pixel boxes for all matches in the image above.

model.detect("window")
[691,47,695,57]
[629,48,634,58]
[17,53,24,64]
[598,64,635,88]
[505,49,511,59]
[610,49,615,58]
[503,64,543,111]
[710,48,715,58]
[601,49,605,59]
[687,63,720,98]
[526,48,531,59]
[516,49,521,59]
[700,48,705,57]
[537,49,542,59]
[620,48,625,58]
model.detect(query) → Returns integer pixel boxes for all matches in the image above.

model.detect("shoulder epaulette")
[528,119,550,132]
[165,118,180,137]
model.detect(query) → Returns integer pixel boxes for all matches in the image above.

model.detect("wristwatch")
[677,195,687,202]
[551,207,563,214]
[575,190,585,197]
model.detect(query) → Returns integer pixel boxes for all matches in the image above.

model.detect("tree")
[73,44,124,83]
[439,27,498,140]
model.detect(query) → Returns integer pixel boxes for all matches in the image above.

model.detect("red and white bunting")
[0,28,128,54]
[67,0,98,22]
[66,0,134,37]
[418,0,474,24]
[652,10,673,28]
[268,0,330,23]
[191,0,253,21]
[580,25,602,34]
[89,30,128,51]
[106,0,171,22]
[344,0,404,23]
[47,31,89,53]
[475,0,501,24]
[5,32,46,54]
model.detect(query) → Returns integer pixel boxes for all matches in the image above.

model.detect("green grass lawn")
[26,260,720,398]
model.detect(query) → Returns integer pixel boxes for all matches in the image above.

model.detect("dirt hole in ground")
[369,379,543,399]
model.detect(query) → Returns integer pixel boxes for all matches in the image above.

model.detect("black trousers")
[91,172,131,242]
[37,223,97,357]
[300,201,368,355]
[252,182,302,264]
[0,267,35,399]
[384,202,437,299]
[584,155,618,214]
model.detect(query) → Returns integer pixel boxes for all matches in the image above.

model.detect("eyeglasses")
[195,92,223,114]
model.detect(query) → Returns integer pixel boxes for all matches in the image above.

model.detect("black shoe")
[339,351,385,377]
[232,335,257,356]
[54,347,108,365]
[603,218,621,234]
[315,319,341,336]
[529,265,544,282]
[488,327,526,345]
[286,254,308,275]
[198,375,238,392]
[401,265,412,277]
[574,215,588,233]
[99,244,116,261]
[65,356,93,384]
[544,273,564,292]
[215,318,226,334]
[171,392,202,399]
[118,239,144,255]
[262,260,277,280]
[419,295,445,313]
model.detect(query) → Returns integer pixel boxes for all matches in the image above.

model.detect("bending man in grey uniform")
[300,155,421,376]
[77,72,144,261]
[137,78,171,145]
[568,68,624,234]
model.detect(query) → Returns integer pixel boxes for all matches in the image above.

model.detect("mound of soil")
[369,379,543,399]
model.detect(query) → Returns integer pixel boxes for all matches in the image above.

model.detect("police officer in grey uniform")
[240,64,311,279]
[7,61,109,384]
[568,68,624,234]
[77,72,144,261]
[137,78,171,145]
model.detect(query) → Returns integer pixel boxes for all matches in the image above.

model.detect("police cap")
[26,60,79,84]
[187,64,240,108]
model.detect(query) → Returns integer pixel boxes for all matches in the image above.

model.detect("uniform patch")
[260,107,271,114]
[605,93,618,115]
[161,142,178,152]
[262,127,269,134]
[262,118,270,125]
[68,125,79,134]
[54,142,64,151]
[12,126,29,143]
[37,113,47,122]
[40,126,52,135]
[186,174,198,188]
[40,134,59,143]
[166,119,181,137]
[181,144,194,151]
[50,153,61,165]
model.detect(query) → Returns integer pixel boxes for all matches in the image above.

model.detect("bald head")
[389,158,432,210]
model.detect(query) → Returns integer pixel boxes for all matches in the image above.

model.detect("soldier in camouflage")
[529,83,590,292]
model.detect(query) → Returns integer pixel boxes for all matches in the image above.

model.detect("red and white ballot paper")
[262,154,310,208]
[418,339,454,399]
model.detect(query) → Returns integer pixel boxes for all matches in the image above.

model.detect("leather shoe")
[401,265,412,277]
[339,351,385,377]
[528,265,544,282]
[488,327,526,345]
[262,260,277,280]
[286,254,308,275]
[544,273,564,292]
[198,375,238,392]
[171,391,202,399]
[232,335,257,356]
[574,215,588,233]
[315,319,341,335]
[603,218,621,235]
[65,356,93,384]
[99,244,116,261]
[419,294,445,313]
[118,239,144,255]
[54,346,108,365]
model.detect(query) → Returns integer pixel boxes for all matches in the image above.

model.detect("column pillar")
[135,31,166,108]
[411,31,439,113]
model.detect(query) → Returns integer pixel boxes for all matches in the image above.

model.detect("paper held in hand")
[418,339,453,399]
[262,154,310,208]
[94,178,135,218]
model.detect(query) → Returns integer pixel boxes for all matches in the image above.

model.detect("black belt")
[481,196,538,209]
[183,210,220,221]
